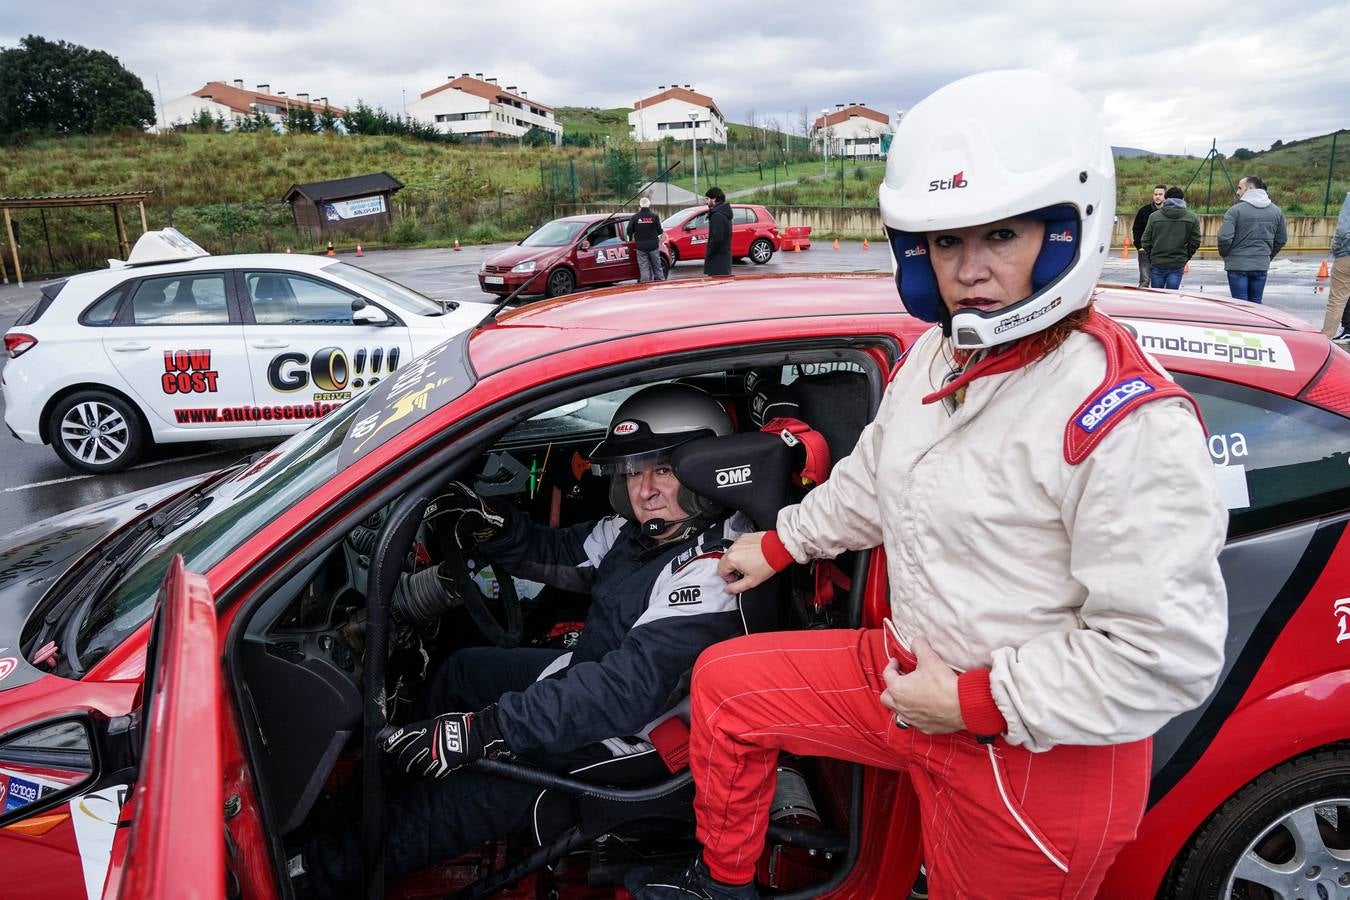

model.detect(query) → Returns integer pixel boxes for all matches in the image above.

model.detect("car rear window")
[733,207,759,225]
[80,285,128,326]
[13,280,67,326]
[1179,373,1350,536]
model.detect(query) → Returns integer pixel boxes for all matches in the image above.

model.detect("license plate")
[485,275,505,285]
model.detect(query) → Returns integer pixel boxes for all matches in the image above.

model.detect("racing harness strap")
[760,417,831,488]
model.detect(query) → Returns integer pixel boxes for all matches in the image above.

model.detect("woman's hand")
[716,532,779,593]
[879,637,965,734]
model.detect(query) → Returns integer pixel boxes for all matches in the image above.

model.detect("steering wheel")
[438,542,523,648]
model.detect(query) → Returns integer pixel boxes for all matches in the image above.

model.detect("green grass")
[555,107,632,143]
[667,159,849,195]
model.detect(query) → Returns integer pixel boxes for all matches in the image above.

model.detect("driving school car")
[662,203,781,266]
[0,274,1345,899]
[478,213,672,299]
[2,229,492,473]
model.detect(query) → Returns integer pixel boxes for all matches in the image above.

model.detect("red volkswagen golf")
[0,275,1346,899]
[663,204,781,267]
[478,214,671,299]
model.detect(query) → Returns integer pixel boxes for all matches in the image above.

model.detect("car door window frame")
[111,270,246,327]
[231,269,405,328]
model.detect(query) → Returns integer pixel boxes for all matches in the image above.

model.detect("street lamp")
[689,111,700,198]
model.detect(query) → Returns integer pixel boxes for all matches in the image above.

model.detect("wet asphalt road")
[0,242,1334,536]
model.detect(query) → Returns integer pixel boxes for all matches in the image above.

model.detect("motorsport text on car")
[0,274,1345,898]
[2,229,492,474]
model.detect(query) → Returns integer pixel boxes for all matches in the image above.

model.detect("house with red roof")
[157,80,344,132]
[406,74,561,144]
[629,86,726,145]
[812,103,895,160]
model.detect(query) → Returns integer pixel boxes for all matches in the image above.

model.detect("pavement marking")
[3,450,228,493]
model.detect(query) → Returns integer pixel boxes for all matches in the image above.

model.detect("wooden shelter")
[283,173,404,242]
[0,190,154,286]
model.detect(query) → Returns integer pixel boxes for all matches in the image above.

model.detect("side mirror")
[353,305,391,326]
[579,240,591,251]
[684,222,698,231]
[0,716,98,828]
[350,297,367,311]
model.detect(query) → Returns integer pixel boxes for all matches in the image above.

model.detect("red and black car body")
[663,204,781,266]
[0,274,1346,899]
[478,213,671,299]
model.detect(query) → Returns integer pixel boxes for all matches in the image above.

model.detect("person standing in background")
[702,187,733,277]
[1133,184,1166,287]
[629,197,666,283]
[1141,186,1202,290]
[1218,175,1288,303]
[1324,192,1350,341]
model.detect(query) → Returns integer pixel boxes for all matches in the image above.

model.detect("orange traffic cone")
[356,243,364,257]
[453,238,461,251]
[325,240,335,257]
[793,239,802,253]
[862,238,869,251]
[1317,259,1330,278]
[833,238,840,250]
[1120,235,1131,260]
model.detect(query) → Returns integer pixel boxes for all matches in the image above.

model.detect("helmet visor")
[589,448,674,477]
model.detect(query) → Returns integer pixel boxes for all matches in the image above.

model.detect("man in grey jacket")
[1218,175,1288,303]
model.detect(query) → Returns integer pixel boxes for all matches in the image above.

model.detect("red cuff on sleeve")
[761,530,795,573]
[957,669,1008,738]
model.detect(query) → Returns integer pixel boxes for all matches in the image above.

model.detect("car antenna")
[476,160,682,328]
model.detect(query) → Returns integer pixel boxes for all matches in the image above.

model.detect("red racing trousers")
[689,628,1151,899]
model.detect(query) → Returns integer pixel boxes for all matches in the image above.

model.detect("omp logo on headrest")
[715,465,752,487]
[903,244,928,257]
[669,586,702,605]
[1078,378,1154,432]
[612,421,639,436]
[1048,229,1074,242]
[928,171,968,192]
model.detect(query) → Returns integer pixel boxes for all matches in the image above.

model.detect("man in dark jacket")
[1141,186,1202,290]
[1219,175,1288,303]
[702,187,733,276]
[629,196,666,282]
[297,384,748,895]
[1132,184,1166,287]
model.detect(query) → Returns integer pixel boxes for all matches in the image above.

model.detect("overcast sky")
[4,0,1348,157]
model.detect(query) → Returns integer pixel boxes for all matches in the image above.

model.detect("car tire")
[750,238,775,265]
[545,267,576,299]
[660,256,671,279]
[668,245,680,265]
[1165,749,1350,899]
[49,390,147,474]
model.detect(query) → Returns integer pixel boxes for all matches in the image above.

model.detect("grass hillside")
[554,107,631,143]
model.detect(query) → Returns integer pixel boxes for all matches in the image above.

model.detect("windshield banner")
[322,195,387,222]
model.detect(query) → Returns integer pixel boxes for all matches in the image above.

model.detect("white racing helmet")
[880,70,1114,349]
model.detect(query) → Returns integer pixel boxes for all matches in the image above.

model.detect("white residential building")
[629,87,727,145]
[407,74,561,144]
[812,103,894,160]
[157,80,342,132]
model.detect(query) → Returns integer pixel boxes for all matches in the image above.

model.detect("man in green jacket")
[1218,175,1288,303]
[1141,186,1202,290]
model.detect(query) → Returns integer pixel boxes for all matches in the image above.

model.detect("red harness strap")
[647,716,691,773]
[1062,313,1203,464]
[760,416,831,487]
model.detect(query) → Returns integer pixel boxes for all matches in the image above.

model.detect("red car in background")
[478,213,671,299]
[663,204,781,266]
[0,275,1345,898]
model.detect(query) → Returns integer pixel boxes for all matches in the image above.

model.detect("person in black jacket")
[702,187,733,276]
[630,196,667,282]
[296,384,749,895]
[1132,184,1166,287]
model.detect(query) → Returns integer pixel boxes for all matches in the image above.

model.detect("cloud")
[4,0,1348,154]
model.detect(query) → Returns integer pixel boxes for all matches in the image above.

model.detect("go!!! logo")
[1077,377,1154,433]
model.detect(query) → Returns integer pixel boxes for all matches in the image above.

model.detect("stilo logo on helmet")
[1048,229,1075,243]
[903,244,928,258]
[928,170,969,192]
[612,420,639,436]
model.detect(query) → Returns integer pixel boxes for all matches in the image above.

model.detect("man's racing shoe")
[625,855,759,900]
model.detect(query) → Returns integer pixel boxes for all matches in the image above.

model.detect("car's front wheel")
[668,245,680,265]
[49,390,146,473]
[750,238,775,265]
[545,267,576,298]
[1165,749,1350,899]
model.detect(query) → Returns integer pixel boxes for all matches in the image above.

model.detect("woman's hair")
[1024,305,1093,357]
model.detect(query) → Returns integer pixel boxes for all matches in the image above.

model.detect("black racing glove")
[424,481,507,551]
[379,704,512,779]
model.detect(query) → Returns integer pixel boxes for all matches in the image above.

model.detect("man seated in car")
[296,383,749,893]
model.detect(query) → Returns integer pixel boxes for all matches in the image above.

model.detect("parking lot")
[0,242,1335,536]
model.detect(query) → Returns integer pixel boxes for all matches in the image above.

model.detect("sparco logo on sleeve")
[1077,378,1154,433]
[669,586,702,605]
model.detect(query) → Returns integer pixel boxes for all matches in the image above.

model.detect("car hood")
[484,245,568,268]
[0,475,206,692]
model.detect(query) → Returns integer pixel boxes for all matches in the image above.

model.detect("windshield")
[325,262,446,316]
[520,220,586,248]
[73,394,372,672]
[662,207,704,229]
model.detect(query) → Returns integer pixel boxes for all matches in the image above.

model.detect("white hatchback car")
[2,230,492,473]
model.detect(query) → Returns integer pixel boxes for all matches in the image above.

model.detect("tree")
[1232,147,1256,161]
[317,103,339,134]
[521,126,552,147]
[0,35,154,135]
[603,146,642,197]
[1269,139,1284,152]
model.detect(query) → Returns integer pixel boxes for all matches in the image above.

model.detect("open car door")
[103,555,224,898]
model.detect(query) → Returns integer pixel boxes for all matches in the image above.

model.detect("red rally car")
[0,274,1347,899]
[662,204,781,267]
[478,213,672,299]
